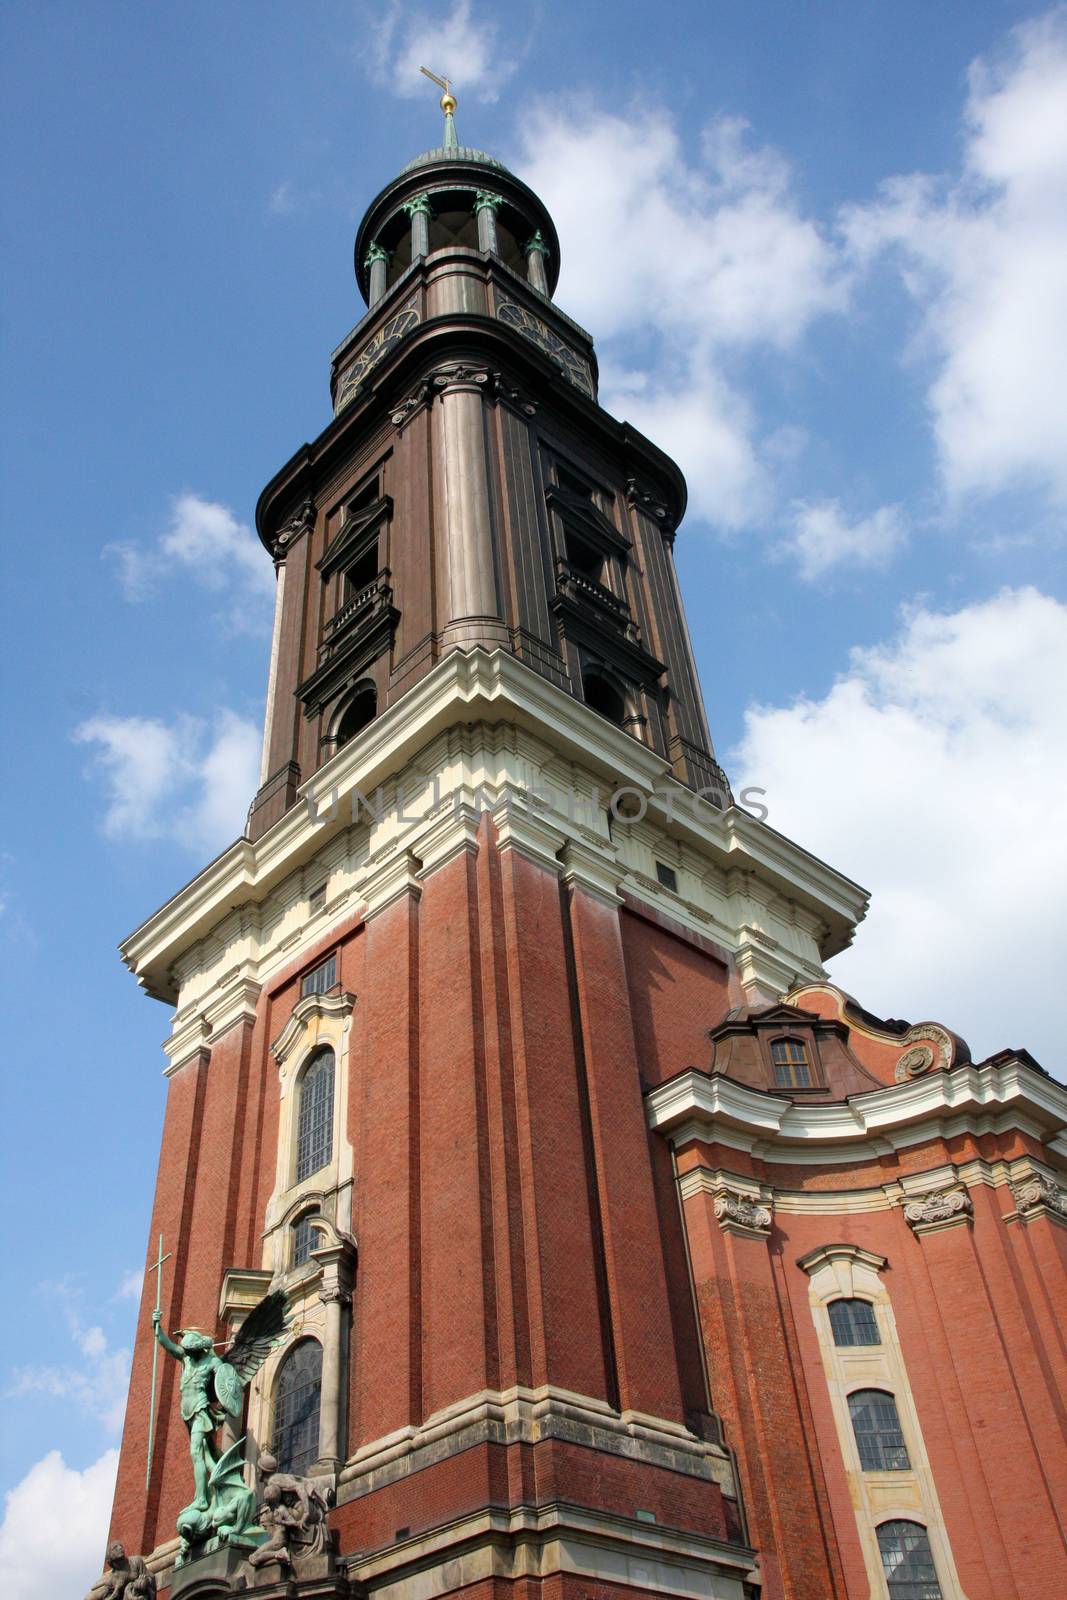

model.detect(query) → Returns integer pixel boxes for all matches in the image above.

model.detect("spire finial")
[419,65,459,148]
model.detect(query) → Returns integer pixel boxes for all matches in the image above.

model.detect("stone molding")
[270,989,356,1071]
[901,1186,974,1234]
[646,1055,1067,1165]
[347,1500,756,1600]
[121,648,869,1010]
[335,1383,737,1504]
[797,1241,889,1278]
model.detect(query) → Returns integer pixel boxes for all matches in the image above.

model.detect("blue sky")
[2,2,1065,1591]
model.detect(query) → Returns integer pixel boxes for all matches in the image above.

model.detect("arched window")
[770,1037,811,1088]
[296,1048,335,1183]
[876,1521,943,1600]
[336,683,376,749]
[849,1390,910,1470]
[272,1339,322,1477]
[291,1210,320,1268]
[828,1298,880,1347]
[583,670,627,727]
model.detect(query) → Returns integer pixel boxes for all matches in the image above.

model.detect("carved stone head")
[106,1541,127,1568]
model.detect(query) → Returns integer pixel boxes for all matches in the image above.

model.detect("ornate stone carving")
[271,499,314,561]
[902,1187,973,1232]
[390,378,433,428]
[237,1452,334,1586]
[895,1043,936,1079]
[1012,1173,1067,1219]
[473,188,504,213]
[713,1187,773,1237]
[402,191,434,218]
[892,1022,955,1081]
[432,362,493,393]
[90,1542,157,1599]
[319,1283,353,1306]
[362,240,390,269]
[625,476,673,528]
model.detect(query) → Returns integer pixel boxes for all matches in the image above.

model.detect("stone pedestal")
[168,1544,250,1595]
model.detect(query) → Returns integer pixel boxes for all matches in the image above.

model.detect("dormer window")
[771,1037,812,1088]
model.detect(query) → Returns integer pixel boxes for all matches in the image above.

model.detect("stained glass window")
[296,1049,334,1182]
[849,1390,911,1471]
[877,1521,943,1599]
[771,1037,812,1088]
[292,1210,320,1268]
[828,1298,881,1347]
[272,1339,322,1477]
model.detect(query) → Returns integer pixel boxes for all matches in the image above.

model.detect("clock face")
[335,302,420,412]
[496,301,594,397]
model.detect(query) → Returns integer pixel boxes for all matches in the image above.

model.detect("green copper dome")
[400,144,509,174]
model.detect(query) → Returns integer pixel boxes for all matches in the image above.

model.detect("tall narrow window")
[296,1048,335,1182]
[828,1298,881,1347]
[849,1390,910,1471]
[272,1339,322,1476]
[344,539,379,596]
[583,670,627,727]
[336,684,377,748]
[770,1037,812,1088]
[876,1522,943,1600]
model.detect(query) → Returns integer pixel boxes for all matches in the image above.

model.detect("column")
[473,189,502,254]
[524,229,550,295]
[403,192,433,260]
[432,365,504,645]
[364,241,389,306]
[312,1235,356,1474]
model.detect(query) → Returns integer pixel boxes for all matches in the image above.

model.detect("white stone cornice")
[797,1242,888,1277]
[646,1057,1067,1163]
[162,1016,211,1077]
[121,648,869,1005]
[270,989,356,1070]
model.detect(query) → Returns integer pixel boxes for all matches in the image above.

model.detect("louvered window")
[296,1049,334,1182]
[849,1389,910,1470]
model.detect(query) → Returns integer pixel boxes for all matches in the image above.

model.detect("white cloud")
[104,494,275,633]
[369,0,515,103]
[0,1449,118,1600]
[779,499,908,580]
[515,103,849,529]
[74,708,261,855]
[842,7,1067,506]
[731,586,1067,1068]
[115,1271,143,1304]
[9,1283,131,1435]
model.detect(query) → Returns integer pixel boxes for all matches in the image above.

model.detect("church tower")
[96,92,1067,1600]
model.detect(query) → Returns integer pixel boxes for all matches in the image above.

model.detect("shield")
[213,1359,244,1418]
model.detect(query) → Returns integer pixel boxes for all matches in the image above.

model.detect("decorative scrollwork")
[713,1187,773,1236]
[625,476,672,527]
[902,1187,973,1231]
[1012,1174,1067,1219]
[895,1043,936,1080]
[272,499,315,561]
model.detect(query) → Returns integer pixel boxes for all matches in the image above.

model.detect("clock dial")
[496,301,594,397]
[336,303,420,412]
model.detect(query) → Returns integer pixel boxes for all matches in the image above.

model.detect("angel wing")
[208,1437,249,1493]
[220,1289,290,1392]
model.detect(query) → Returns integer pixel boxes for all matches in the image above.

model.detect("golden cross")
[420,64,457,112]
